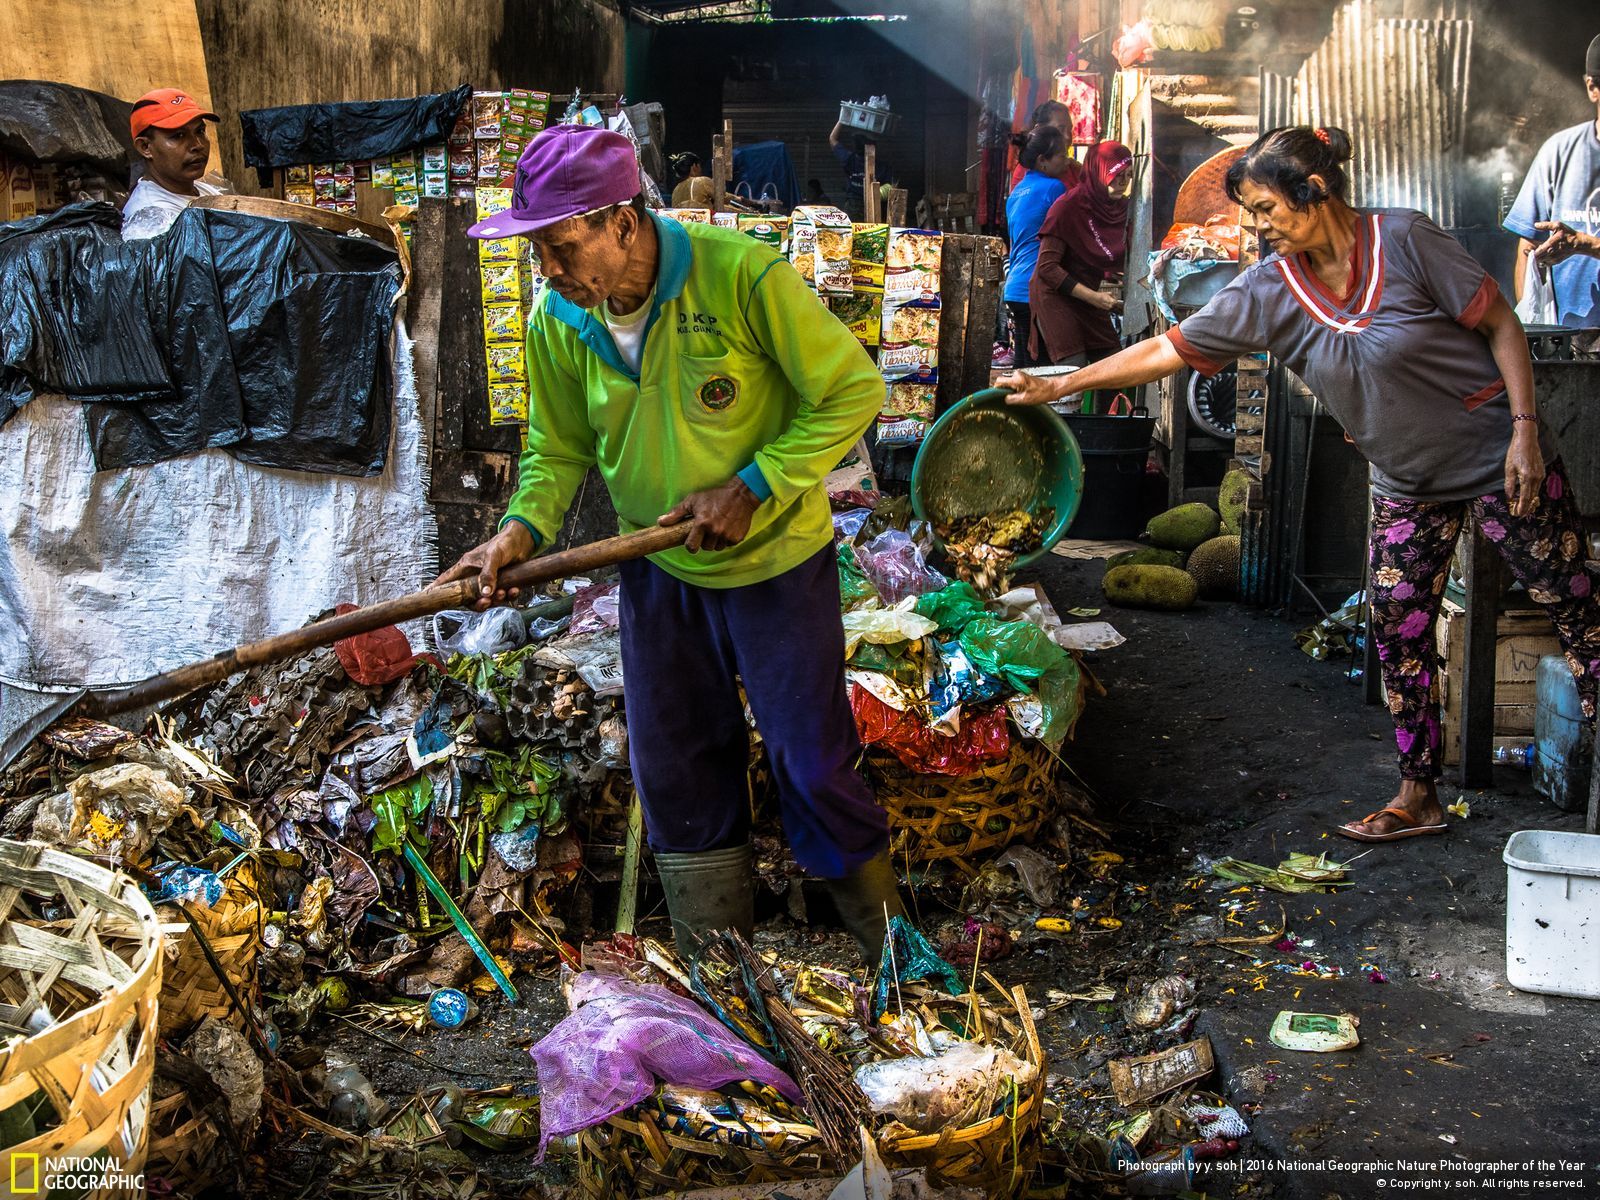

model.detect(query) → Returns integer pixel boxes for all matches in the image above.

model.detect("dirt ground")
[278,552,1600,1200]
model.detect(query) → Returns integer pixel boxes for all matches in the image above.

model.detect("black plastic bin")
[1061,412,1155,539]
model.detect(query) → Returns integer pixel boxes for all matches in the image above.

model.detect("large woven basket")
[155,860,265,1040]
[577,986,1046,1199]
[865,736,1059,872]
[0,839,162,1195]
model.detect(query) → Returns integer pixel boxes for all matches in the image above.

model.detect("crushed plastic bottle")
[185,1016,265,1131]
[1493,742,1535,769]
[325,1050,390,1131]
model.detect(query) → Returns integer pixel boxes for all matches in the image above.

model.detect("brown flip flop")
[1336,806,1448,844]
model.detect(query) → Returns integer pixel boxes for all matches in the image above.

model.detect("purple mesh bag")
[531,973,802,1158]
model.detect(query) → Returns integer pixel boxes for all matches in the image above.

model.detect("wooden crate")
[1436,600,1561,766]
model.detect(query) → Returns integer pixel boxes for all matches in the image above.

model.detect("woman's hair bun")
[1320,126,1354,164]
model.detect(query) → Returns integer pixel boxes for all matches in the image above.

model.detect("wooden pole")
[711,132,727,210]
[615,794,645,934]
[863,143,879,223]
[886,187,907,228]
[79,524,690,718]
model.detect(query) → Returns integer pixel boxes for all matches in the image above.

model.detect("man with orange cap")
[122,88,225,240]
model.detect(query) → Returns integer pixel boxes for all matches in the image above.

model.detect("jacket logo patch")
[698,376,738,412]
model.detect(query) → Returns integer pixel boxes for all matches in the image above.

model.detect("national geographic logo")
[5,1151,145,1195]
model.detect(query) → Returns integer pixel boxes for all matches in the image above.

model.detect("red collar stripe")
[1276,214,1385,333]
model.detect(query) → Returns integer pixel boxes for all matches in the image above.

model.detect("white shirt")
[121,177,224,241]
[603,289,654,373]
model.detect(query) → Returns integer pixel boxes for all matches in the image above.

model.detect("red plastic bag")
[333,602,419,685]
[851,686,1010,777]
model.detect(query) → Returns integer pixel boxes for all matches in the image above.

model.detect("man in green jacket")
[435,126,902,959]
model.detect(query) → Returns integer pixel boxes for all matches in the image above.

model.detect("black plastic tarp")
[0,201,401,475]
[0,80,132,175]
[240,84,472,187]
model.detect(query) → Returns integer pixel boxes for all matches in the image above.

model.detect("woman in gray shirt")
[1001,125,1600,845]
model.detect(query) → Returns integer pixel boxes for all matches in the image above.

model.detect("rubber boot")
[654,843,755,960]
[827,850,905,963]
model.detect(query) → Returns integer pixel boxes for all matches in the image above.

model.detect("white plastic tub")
[1504,829,1600,999]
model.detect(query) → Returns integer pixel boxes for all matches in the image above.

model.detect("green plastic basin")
[910,388,1085,569]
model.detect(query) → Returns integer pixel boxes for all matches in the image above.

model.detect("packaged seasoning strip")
[285,184,314,207]
[371,160,395,190]
[883,228,944,307]
[485,342,527,384]
[422,144,447,172]
[285,163,311,185]
[828,292,884,350]
[883,382,936,421]
[423,173,448,199]
[480,260,523,304]
[791,205,854,296]
[482,301,525,344]
[851,223,889,291]
[332,161,355,179]
[478,233,521,264]
[878,301,941,380]
[489,382,529,425]
[737,215,788,253]
[449,151,475,181]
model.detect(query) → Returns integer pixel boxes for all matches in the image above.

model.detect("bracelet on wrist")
[1511,413,1538,424]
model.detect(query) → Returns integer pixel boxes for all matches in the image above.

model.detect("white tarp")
[0,321,438,688]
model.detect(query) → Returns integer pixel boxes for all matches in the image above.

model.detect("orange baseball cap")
[130,89,218,138]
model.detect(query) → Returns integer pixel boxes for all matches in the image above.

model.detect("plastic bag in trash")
[958,615,1070,692]
[872,916,965,1020]
[434,608,528,658]
[854,1040,1038,1132]
[490,821,542,872]
[569,581,621,637]
[151,863,224,908]
[333,604,419,685]
[854,530,947,605]
[37,762,191,862]
[833,507,873,542]
[914,581,989,636]
[530,973,802,1159]
[851,686,1010,777]
[928,638,1011,728]
[992,845,1064,908]
[838,542,879,610]
[841,598,938,657]
[186,1016,266,1131]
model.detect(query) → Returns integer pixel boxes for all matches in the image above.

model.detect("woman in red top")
[1028,142,1134,368]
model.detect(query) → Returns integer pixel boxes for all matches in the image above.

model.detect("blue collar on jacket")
[541,212,692,383]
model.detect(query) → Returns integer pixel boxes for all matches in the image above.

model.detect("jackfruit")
[1144,502,1221,551]
[1103,564,1198,611]
[1107,547,1187,571]
[1218,470,1250,535]
[1186,535,1241,598]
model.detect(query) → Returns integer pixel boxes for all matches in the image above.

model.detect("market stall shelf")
[0,839,162,1194]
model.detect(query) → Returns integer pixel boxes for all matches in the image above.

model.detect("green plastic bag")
[958,615,1069,692]
[1035,658,1083,746]
[913,582,988,635]
[837,542,878,610]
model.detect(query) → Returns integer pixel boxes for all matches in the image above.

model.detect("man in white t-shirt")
[122,88,224,241]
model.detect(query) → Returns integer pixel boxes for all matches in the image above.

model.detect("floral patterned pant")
[1370,460,1600,781]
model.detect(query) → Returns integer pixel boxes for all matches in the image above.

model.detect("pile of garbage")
[533,918,1044,1195]
[834,500,1090,776]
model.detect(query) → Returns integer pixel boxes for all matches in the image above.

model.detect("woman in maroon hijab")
[1028,142,1135,368]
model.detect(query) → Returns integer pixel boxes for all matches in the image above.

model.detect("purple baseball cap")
[467,125,641,239]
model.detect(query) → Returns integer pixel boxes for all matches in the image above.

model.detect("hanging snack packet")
[485,342,527,385]
[884,228,943,306]
[482,301,525,345]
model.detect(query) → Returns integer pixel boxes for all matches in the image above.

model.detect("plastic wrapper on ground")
[854,529,947,605]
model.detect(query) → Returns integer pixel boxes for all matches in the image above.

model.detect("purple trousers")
[617,542,888,878]
[1369,460,1600,780]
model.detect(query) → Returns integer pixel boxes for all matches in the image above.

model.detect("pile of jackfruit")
[1101,469,1247,611]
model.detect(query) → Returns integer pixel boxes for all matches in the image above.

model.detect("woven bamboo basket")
[865,736,1059,872]
[576,986,1046,1199]
[0,839,162,1195]
[155,860,266,1040]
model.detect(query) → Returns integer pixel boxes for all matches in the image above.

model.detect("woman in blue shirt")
[1005,125,1076,368]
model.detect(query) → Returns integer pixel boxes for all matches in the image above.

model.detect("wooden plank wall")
[193,0,626,192]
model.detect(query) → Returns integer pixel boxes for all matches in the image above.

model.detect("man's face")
[530,206,640,309]
[135,118,210,187]
[1588,74,1599,107]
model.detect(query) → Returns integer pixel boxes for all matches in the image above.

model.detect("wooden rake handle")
[80,524,690,718]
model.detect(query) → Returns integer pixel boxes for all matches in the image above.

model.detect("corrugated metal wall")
[1289,0,1472,226]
